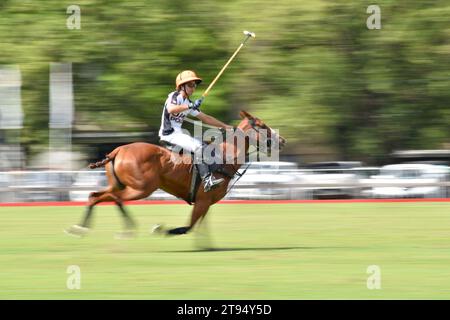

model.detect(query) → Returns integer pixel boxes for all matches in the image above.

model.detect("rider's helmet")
[175,70,202,90]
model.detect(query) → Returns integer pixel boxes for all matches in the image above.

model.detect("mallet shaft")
[202,42,246,98]
[202,30,255,98]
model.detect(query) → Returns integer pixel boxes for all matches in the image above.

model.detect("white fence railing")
[0,169,449,202]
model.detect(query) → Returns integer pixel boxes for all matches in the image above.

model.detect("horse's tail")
[88,147,121,169]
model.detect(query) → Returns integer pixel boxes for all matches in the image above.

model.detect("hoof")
[167,226,190,236]
[64,225,89,238]
[114,230,136,240]
[151,224,165,235]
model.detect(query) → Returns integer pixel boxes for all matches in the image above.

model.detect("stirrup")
[203,174,224,192]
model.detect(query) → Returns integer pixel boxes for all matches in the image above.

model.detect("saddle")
[159,140,234,204]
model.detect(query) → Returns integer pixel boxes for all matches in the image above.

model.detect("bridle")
[248,118,273,151]
[221,117,280,196]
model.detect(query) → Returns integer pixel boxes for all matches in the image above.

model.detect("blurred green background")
[0,0,449,164]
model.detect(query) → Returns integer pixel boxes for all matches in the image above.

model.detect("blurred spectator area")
[391,150,450,166]
[0,144,25,170]
[72,131,157,163]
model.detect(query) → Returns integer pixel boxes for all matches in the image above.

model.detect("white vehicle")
[362,163,450,198]
[297,162,363,199]
[225,161,302,200]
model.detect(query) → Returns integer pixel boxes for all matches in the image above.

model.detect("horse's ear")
[239,110,254,119]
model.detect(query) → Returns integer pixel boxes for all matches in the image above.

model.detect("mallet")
[202,30,256,98]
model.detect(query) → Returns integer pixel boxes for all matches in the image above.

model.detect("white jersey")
[158,91,200,137]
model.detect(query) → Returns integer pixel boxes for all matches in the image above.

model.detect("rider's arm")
[166,91,192,114]
[166,103,189,114]
[195,112,233,129]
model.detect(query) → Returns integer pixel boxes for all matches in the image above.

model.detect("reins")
[211,119,273,197]
[224,152,255,196]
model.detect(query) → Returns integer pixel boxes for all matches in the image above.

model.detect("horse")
[65,110,286,237]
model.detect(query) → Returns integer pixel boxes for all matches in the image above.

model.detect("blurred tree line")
[0,0,449,164]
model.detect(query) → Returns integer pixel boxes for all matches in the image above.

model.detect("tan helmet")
[175,70,202,90]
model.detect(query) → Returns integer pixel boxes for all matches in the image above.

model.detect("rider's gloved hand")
[219,126,235,134]
[188,97,204,111]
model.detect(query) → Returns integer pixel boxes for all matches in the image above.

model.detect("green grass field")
[1,202,449,299]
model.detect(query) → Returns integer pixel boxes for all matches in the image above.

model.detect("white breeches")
[160,132,203,154]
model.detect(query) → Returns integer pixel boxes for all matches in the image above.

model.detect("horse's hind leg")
[87,186,149,226]
[79,191,102,228]
[113,200,137,239]
[116,202,136,230]
[113,187,156,238]
[67,189,139,238]
[65,189,113,237]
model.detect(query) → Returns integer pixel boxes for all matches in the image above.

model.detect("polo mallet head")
[242,30,256,43]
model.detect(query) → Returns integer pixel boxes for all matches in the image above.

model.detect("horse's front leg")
[166,200,211,236]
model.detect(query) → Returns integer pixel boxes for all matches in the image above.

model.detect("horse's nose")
[279,136,287,148]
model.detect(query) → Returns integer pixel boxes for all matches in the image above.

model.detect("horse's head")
[238,110,287,151]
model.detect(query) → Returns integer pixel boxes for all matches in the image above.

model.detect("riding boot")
[196,161,224,192]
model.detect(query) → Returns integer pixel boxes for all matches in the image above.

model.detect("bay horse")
[65,110,286,237]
